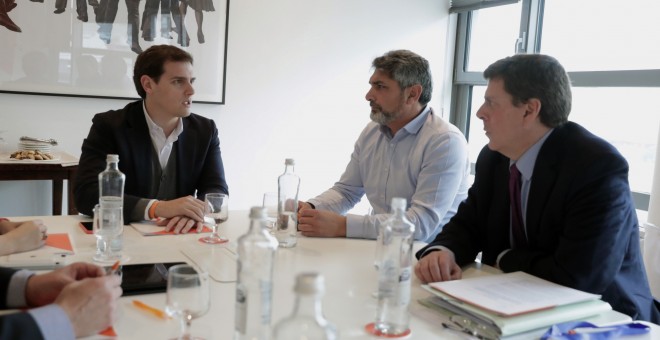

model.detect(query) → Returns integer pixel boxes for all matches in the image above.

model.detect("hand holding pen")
[24,262,123,337]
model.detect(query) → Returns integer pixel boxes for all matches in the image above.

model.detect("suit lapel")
[125,104,153,195]
[526,128,563,245]
[491,156,512,251]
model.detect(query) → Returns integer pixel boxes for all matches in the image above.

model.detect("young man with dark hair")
[75,45,228,234]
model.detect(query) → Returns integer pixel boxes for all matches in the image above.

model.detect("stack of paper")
[420,271,612,338]
[130,221,212,236]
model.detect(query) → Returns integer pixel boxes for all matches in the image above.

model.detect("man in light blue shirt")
[298,50,470,242]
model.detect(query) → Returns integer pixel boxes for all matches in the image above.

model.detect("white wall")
[0,0,452,216]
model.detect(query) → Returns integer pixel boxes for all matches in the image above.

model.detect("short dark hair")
[133,45,193,98]
[483,54,571,128]
[372,50,433,106]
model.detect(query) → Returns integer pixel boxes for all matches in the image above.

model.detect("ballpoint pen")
[132,300,168,320]
[107,260,121,276]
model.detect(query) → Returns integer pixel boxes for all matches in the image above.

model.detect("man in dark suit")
[415,54,660,322]
[75,45,228,234]
[0,262,121,339]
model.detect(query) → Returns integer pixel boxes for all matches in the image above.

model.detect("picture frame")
[0,0,229,104]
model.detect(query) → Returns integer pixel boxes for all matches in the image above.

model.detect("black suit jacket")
[74,100,229,222]
[0,268,44,339]
[418,122,660,322]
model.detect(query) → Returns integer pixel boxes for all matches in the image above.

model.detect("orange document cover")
[3,233,75,268]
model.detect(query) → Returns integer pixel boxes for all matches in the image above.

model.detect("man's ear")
[140,75,154,95]
[406,84,423,104]
[524,98,542,118]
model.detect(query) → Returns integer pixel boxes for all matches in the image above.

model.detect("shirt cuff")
[345,214,376,239]
[496,249,511,269]
[28,304,75,340]
[7,270,34,308]
[139,199,157,221]
[420,245,453,258]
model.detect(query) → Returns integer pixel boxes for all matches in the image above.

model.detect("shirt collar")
[511,128,554,181]
[142,101,184,139]
[378,105,431,137]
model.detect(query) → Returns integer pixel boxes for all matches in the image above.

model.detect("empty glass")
[199,193,229,244]
[92,204,124,263]
[262,192,278,231]
[166,264,210,340]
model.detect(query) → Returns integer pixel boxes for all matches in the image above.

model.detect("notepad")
[3,233,75,269]
[419,287,612,338]
[130,221,212,236]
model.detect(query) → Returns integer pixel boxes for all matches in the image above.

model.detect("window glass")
[466,3,522,72]
[467,86,659,194]
[467,86,489,160]
[541,0,660,71]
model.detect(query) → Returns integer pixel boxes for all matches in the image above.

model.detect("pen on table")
[132,300,168,320]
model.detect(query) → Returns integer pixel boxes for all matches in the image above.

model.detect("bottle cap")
[249,206,267,219]
[294,272,324,294]
[390,197,406,210]
[285,158,295,166]
[106,154,119,162]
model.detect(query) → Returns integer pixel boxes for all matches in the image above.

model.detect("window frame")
[449,0,659,210]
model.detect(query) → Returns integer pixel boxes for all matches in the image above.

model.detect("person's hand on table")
[154,196,206,221]
[298,201,313,211]
[298,208,347,237]
[157,216,204,234]
[415,250,462,283]
[0,220,47,255]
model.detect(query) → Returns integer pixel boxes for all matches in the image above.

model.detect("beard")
[370,103,402,125]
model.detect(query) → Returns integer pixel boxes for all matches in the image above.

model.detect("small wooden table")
[0,162,78,215]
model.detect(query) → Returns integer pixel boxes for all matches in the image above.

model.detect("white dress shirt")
[142,103,184,219]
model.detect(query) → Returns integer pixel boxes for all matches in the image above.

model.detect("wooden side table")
[0,163,78,215]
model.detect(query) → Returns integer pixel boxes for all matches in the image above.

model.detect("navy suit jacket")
[74,100,229,223]
[0,268,44,339]
[417,122,660,322]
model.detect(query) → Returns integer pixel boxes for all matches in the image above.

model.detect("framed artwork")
[0,0,229,104]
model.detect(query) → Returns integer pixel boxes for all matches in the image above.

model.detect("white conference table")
[3,212,658,339]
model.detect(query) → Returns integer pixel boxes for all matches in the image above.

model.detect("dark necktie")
[509,164,527,248]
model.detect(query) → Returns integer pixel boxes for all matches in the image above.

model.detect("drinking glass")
[262,192,278,231]
[199,193,229,244]
[165,264,210,340]
[93,204,124,263]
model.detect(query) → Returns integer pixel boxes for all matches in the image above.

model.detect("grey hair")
[372,50,433,105]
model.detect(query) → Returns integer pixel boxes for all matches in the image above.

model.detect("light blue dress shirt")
[510,128,554,243]
[308,107,471,242]
[8,270,75,340]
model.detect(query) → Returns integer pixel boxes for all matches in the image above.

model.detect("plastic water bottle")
[98,154,125,252]
[276,158,300,248]
[273,272,338,340]
[373,197,414,336]
[234,207,278,340]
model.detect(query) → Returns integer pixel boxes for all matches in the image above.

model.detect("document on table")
[130,221,212,236]
[2,233,75,269]
[428,271,601,317]
[419,289,613,338]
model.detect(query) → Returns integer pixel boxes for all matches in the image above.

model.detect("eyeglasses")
[441,314,500,340]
